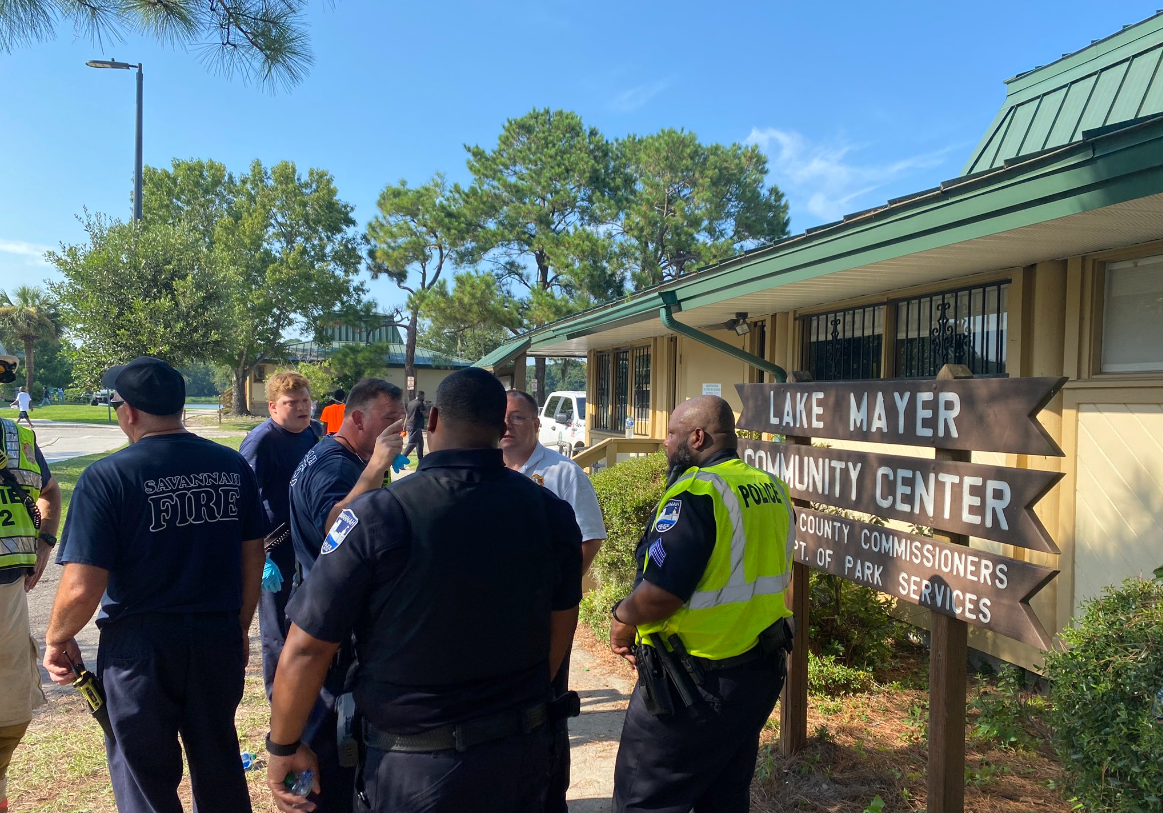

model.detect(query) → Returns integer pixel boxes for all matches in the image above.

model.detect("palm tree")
[0,286,58,394]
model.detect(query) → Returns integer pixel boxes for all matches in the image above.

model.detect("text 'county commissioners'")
[794,508,1057,648]
[735,378,1066,456]
[737,439,1061,553]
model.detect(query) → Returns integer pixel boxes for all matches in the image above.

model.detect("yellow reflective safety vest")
[0,419,43,573]
[638,455,795,660]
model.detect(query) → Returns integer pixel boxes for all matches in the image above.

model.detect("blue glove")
[261,555,283,592]
[391,454,411,474]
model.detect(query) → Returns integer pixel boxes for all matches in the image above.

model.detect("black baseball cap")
[102,357,186,415]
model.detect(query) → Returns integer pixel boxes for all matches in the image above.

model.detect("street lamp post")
[86,59,143,222]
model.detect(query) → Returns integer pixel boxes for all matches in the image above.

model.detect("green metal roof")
[963,12,1163,175]
[472,337,531,370]
[286,341,472,369]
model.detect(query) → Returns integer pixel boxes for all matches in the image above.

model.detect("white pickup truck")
[538,390,587,456]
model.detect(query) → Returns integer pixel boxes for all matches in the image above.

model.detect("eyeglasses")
[505,414,532,426]
[110,399,126,411]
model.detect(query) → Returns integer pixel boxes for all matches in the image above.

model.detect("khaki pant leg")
[0,720,31,802]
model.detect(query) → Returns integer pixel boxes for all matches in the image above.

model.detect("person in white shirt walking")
[501,389,607,813]
[10,389,32,429]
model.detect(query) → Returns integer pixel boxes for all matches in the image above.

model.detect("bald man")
[608,396,797,813]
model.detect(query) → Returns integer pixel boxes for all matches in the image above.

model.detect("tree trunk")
[22,338,34,395]
[405,307,419,401]
[535,357,547,407]
[231,366,253,416]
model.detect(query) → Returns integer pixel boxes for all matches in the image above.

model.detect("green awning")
[473,338,531,371]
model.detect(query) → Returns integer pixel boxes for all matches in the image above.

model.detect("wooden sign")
[736,378,1067,457]
[794,509,1058,648]
[738,439,1062,553]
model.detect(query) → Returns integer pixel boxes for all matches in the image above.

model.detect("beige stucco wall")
[674,329,749,415]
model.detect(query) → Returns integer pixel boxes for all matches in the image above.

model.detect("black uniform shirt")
[287,448,582,734]
[634,449,740,603]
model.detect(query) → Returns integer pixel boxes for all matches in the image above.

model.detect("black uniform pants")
[612,657,785,813]
[259,544,295,699]
[97,613,249,813]
[402,428,424,460]
[545,650,572,813]
[301,693,355,813]
[357,729,551,813]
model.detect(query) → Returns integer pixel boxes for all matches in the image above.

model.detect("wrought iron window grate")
[612,350,630,433]
[800,306,884,381]
[631,346,651,434]
[894,282,1008,377]
[594,351,612,431]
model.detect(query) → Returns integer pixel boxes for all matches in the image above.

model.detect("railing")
[572,437,663,475]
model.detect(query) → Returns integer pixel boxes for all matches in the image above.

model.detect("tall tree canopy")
[616,129,790,289]
[143,158,364,413]
[461,108,622,400]
[48,214,225,385]
[0,0,314,89]
[365,175,462,400]
[0,285,59,393]
[416,271,519,363]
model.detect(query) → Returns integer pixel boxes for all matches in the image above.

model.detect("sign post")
[735,368,1066,812]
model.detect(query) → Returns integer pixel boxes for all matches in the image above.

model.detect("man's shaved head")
[671,396,736,437]
[665,395,737,470]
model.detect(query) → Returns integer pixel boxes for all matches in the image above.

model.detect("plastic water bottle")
[286,769,314,797]
[625,416,634,439]
[240,751,256,771]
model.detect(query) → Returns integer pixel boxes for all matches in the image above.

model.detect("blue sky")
[2,0,1158,318]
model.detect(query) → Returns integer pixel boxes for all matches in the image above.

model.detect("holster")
[336,692,359,768]
[548,690,581,722]
[648,634,700,709]
[634,643,674,717]
[757,617,795,658]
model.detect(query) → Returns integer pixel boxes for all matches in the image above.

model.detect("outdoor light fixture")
[724,312,751,336]
[86,57,144,222]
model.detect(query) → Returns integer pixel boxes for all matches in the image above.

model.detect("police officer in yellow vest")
[609,395,795,813]
[0,355,62,812]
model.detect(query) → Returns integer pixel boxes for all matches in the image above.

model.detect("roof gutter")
[659,292,787,383]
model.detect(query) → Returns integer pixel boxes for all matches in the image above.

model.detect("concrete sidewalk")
[27,421,127,463]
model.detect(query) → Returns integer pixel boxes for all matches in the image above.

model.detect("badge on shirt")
[321,509,358,555]
[654,499,682,533]
[530,474,545,487]
[649,539,667,567]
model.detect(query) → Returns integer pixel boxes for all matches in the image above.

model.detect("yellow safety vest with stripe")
[0,419,43,573]
[638,456,795,660]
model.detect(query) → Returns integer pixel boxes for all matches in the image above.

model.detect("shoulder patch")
[654,498,682,533]
[321,509,358,555]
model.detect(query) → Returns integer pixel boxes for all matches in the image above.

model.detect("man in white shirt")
[501,389,606,813]
[11,388,32,429]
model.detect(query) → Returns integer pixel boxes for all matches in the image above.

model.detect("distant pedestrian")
[10,388,32,429]
[44,356,265,813]
[320,390,346,435]
[402,390,427,462]
[240,370,321,700]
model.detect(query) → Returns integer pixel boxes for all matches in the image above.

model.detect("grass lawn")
[24,405,118,425]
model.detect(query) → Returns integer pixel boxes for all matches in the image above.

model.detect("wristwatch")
[265,732,300,757]
[37,532,56,548]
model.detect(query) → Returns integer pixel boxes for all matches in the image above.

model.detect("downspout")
[659,291,787,383]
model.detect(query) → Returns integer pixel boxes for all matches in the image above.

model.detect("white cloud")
[0,239,53,267]
[745,128,962,224]
[610,79,670,113]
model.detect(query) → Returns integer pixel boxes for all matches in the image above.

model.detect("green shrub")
[808,567,904,672]
[808,652,876,695]
[1043,577,1163,812]
[581,453,668,637]
[968,665,1040,751]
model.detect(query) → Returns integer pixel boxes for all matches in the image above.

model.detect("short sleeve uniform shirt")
[239,418,319,570]
[288,436,365,579]
[57,434,264,625]
[517,443,606,542]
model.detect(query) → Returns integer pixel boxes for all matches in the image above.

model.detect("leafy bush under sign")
[1043,577,1163,812]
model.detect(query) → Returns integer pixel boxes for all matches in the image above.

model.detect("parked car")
[538,391,587,456]
[89,388,114,406]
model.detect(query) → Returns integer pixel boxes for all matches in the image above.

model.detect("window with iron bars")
[593,351,612,431]
[592,347,651,433]
[894,282,1008,377]
[631,346,651,435]
[800,305,884,381]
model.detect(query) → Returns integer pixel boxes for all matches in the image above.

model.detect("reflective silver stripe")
[773,477,796,564]
[0,536,37,556]
[688,572,792,610]
[689,471,748,585]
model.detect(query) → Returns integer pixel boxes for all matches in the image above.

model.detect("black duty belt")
[362,703,548,753]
